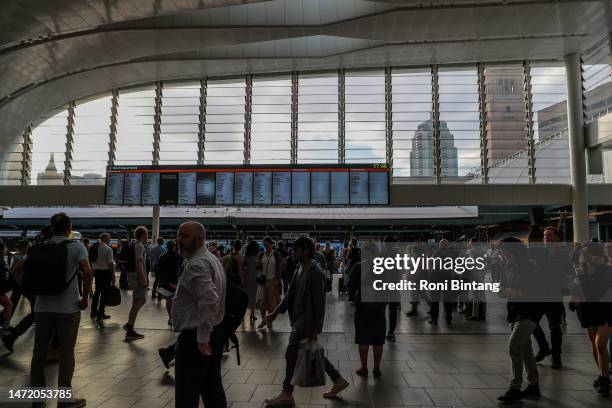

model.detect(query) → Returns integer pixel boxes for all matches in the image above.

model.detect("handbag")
[291,340,326,387]
[256,274,267,284]
[104,285,122,307]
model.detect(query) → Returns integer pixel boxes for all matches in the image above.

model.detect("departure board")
[235,172,254,205]
[123,173,142,205]
[105,172,124,205]
[141,173,160,205]
[106,164,389,206]
[178,173,197,205]
[310,172,330,205]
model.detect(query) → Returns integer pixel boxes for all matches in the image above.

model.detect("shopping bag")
[104,285,122,307]
[291,340,326,387]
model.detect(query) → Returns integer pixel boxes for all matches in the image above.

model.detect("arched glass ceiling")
[5,60,612,187]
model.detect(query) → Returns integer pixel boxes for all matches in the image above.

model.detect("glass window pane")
[115,85,156,165]
[345,69,386,164]
[204,78,245,164]
[251,75,291,164]
[70,94,112,184]
[160,81,200,165]
[30,108,68,185]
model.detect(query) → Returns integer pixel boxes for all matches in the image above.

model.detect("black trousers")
[5,293,35,342]
[533,302,564,357]
[91,269,111,318]
[429,290,457,322]
[9,277,22,318]
[387,302,400,334]
[175,326,226,408]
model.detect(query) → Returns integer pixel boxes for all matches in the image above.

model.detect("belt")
[94,269,111,273]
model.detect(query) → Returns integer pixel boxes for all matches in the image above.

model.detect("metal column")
[198,79,207,165]
[338,68,346,164]
[107,90,118,168]
[20,126,32,186]
[431,65,441,183]
[152,81,162,166]
[522,61,536,184]
[291,72,299,165]
[477,63,489,184]
[565,53,589,243]
[63,101,75,185]
[384,66,393,168]
[244,74,253,165]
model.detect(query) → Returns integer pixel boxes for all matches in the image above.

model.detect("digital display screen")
[369,172,389,205]
[235,172,254,205]
[141,173,160,205]
[330,171,349,205]
[123,173,142,206]
[178,173,197,205]
[350,171,369,205]
[105,172,124,205]
[310,172,330,205]
[196,173,215,205]
[291,171,310,205]
[215,172,234,205]
[159,173,179,205]
[253,172,272,205]
[273,172,291,205]
[106,164,388,206]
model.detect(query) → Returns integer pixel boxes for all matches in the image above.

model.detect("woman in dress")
[255,236,282,329]
[243,239,260,323]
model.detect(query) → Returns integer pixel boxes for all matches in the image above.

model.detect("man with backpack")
[28,213,92,408]
[172,221,228,407]
[89,233,115,327]
[123,226,149,340]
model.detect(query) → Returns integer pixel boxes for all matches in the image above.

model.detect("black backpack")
[88,242,100,264]
[23,240,76,295]
[223,278,248,364]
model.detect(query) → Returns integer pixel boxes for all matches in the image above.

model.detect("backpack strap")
[59,240,81,286]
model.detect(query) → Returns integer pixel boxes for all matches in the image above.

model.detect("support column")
[565,53,589,243]
[338,68,346,164]
[152,205,161,243]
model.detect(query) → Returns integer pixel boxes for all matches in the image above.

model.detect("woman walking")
[255,237,282,330]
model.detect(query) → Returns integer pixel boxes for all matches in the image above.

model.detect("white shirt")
[172,246,226,343]
[92,242,113,270]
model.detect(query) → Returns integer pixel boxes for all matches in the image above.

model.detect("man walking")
[263,237,349,406]
[30,213,92,408]
[172,221,227,407]
[123,226,148,340]
[90,233,115,327]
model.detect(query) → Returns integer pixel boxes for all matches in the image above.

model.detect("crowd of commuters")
[0,216,612,406]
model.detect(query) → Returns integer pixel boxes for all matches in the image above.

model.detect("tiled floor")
[1,280,610,407]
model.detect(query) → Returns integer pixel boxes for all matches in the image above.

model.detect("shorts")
[127,272,147,300]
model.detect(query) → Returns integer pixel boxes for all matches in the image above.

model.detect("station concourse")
[2,1,612,407]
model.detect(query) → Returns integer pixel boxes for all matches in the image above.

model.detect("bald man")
[172,221,227,408]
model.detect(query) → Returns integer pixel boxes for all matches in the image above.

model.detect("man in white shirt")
[90,233,115,326]
[31,213,92,408]
[173,221,227,408]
